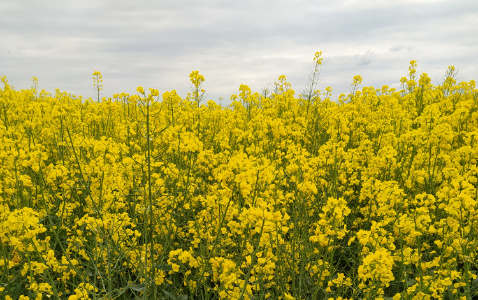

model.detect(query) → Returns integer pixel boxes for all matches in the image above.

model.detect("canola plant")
[0,55,477,299]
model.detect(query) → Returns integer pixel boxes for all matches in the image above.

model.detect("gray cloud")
[1,0,477,103]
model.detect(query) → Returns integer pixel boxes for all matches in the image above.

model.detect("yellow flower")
[149,88,159,97]
[314,51,323,65]
[189,70,205,88]
[283,293,296,300]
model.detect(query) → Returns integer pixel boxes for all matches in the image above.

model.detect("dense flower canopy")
[0,61,477,299]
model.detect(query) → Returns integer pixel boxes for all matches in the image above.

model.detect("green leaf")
[407,278,417,287]
[129,283,145,292]
[163,290,177,300]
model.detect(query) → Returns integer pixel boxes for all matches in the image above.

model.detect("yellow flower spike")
[314,51,323,65]
[92,70,102,83]
[136,86,145,94]
[149,88,159,97]
[352,75,363,86]
[189,70,205,88]
[92,70,103,102]
[409,60,417,74]
[31,76,39,88]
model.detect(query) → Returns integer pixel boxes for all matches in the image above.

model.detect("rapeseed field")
[1,54,477,299]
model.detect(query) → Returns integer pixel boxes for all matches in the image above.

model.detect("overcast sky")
[1,0,477,104]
